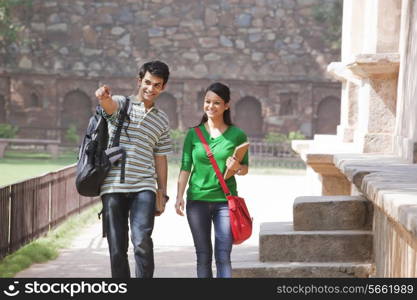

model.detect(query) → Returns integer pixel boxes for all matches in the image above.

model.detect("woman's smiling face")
[203,90,229,120]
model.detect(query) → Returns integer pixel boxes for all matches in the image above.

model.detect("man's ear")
[160,83,166,92]
[137,77,142,87]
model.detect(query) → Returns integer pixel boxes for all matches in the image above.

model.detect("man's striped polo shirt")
[99,95,173,196]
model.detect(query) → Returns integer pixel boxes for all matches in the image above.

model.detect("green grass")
[0,151,78,186]
[1,151,305,187]
[0,203,101,278]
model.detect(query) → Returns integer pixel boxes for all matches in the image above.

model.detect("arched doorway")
[315,96,341,134]
[62,90,92,144]
[235,96,263,137]
[0,95,5,123]
[157,92,178,129]
[30,92,41,108]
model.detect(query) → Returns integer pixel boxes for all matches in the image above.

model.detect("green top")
[181,124,249,202]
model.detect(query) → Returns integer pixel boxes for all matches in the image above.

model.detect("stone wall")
[0,0,342,141]
[374,207,417,277]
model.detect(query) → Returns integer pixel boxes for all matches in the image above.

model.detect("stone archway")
[0,95,5,123]
[157,92,178,129]
[62,90,92,144]
[315,96,341,134]
[235,96,263,137]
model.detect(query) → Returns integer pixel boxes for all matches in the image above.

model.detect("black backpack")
[75,97,131,197]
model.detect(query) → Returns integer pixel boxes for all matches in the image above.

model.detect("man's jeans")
[102,191,155,278]
[186,200,233,278]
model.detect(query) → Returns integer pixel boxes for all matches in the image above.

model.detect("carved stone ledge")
[346,53,400,79]
[327,62,362,84]
[327,53,400,82]
[291,138,359,196]
[332,153,417,241]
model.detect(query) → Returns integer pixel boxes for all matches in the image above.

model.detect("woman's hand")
[226,156,241,173]
[175,197,185,216]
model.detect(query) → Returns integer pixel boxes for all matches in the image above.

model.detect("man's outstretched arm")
[95,85,118,115]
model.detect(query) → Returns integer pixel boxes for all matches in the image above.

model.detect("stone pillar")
[0,140,8,158]
[328,0,401,153]
[362,0,401,54]
[46,144,59,159]
[341,0,366,61]
[327,0,366,143]
[327,64,361,143]
[347,53,399,153]
[393,0,417,161]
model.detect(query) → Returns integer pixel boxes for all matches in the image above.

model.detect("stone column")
[329,0,401,153]
[393,0,416,162]
[326,0,366,143]
[362,0,401,54]
[327,64,361,143]
[347,53,399,153]
[341,0,366,61]
[0,140,8,158]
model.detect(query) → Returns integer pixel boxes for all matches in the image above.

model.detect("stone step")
[232,261,374,278]
[293,195,373,231]
[260,222,373,262]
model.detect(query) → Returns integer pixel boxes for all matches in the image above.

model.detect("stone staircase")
[232,195,375,277]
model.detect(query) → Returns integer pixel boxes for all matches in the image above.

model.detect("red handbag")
[194,127,253,245]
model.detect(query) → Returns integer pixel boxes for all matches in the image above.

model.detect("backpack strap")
[111,97,130,147]
[111,96,130,183]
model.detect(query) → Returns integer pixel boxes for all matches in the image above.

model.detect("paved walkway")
[15,172,310,278]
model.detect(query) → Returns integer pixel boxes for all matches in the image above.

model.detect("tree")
[312,0,343,50]
[0,123,18,138]
[0,0,31,45]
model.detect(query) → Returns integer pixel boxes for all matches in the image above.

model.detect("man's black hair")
[138,60,170,86]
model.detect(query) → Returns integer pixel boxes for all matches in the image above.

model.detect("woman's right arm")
[175,170,190,216]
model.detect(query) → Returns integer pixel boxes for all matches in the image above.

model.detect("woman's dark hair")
[197,82,233,126]
[138,60,170,86]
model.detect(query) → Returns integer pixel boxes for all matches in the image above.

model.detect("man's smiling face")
[137,71,165,105]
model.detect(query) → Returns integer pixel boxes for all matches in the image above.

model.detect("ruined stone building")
[0,0,341,143]
[291,0,417,277]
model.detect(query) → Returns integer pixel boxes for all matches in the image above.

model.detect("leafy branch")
[312,0,343,50]
[0,0,32,45]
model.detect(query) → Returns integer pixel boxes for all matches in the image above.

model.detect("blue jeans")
[186,200,233,278]
[102,191,155,278]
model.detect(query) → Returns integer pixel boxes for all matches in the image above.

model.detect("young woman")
[175,82,249,278]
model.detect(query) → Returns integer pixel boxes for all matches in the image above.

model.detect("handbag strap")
[194,127,231,196]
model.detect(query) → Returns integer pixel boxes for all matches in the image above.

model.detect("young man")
[95,60,172,278]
